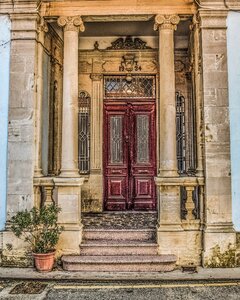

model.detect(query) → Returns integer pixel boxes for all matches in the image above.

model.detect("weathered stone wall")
[200,10,236,265]
[7,13,38,219]
[1,7,39,266]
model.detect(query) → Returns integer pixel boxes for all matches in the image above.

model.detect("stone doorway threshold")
[82,212,157,229]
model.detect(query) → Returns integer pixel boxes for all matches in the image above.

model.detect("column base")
[60,169,80,177]
[54,177,84,256]
[34,168,44,178]
[202,223,236,267]
[158,170,178,177]
[157,223,183,232]
[56,224,83,256]
[157,228,202,266]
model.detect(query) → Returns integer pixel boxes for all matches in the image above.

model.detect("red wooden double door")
[104,101,157,211]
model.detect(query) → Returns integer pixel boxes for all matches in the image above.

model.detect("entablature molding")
[40,0,197,17]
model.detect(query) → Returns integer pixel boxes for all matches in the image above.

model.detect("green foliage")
[10,204,64,254]
[206,244,236,268]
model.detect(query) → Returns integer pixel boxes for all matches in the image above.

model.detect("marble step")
[83,229,156,242]
[80,242,158,256]
[62,255,177,272]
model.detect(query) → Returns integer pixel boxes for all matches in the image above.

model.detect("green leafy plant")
[10,204,64,254]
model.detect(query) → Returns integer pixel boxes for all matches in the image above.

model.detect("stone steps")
[62,228,177,272]
[83,229,156,241]
[80,242,158,256]
[62,255,177,272]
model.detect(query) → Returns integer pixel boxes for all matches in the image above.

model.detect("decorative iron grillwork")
[137,115,149,163]
[110,116,123,164]
[104,75,155,99]
[78,91,90,174]
[176,92,186,174]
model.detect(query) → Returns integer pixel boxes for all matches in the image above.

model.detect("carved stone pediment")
[107,36,152,50]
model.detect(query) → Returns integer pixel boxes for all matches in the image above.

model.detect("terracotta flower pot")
[33,251,56,272]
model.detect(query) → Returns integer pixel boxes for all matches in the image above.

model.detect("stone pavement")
[1,267,240,282]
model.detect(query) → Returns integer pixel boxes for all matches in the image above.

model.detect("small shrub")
[10,204,63,254]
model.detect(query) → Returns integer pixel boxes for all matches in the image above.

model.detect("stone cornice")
[57,16,85,32]
[154,15,180,31]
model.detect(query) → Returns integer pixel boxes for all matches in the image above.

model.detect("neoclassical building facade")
[0,0,240,270]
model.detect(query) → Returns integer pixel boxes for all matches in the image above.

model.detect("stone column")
[34,18,48,177]
[154,15,182,231]
[154,15,184,262]
[154,14,180,177]
[199,10,236,266]
[57,16,85,177]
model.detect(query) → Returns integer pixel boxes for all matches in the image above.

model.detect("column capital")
[90,73,103,81]
[189,14,200,31]
[154,14,180,31]
[37,17,49,34]
[57,16,85,32]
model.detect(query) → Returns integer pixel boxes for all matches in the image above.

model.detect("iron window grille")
[104,75,155,99]
[176,91,186,174]
[78,91,91,174]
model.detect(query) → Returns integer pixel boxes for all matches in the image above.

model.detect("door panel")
[104,102,156,211]
[130,104,156,210]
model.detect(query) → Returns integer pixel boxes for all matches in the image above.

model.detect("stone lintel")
[155,176,204,186]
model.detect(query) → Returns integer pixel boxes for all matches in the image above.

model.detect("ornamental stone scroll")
[57,16,85,32]
[154,14,180,31]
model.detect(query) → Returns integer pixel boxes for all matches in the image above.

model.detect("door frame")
[102,74,157,211]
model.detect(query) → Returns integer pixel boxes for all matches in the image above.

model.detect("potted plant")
[10,203,63,272]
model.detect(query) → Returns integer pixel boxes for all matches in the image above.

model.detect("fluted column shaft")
[57,16,85,177]
[155,15,180,177]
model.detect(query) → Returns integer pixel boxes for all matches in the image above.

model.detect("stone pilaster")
[57,16,85,177]
[90,73,103,173]
[34,18,48,177]
[7,13,39,217]
[199,10,236,265]
[2,12,39,267]
[191,14,204,177]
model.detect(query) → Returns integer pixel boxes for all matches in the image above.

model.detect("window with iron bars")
[78,91,90,174]
[176,91,187,174]
[104,75,155,99]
